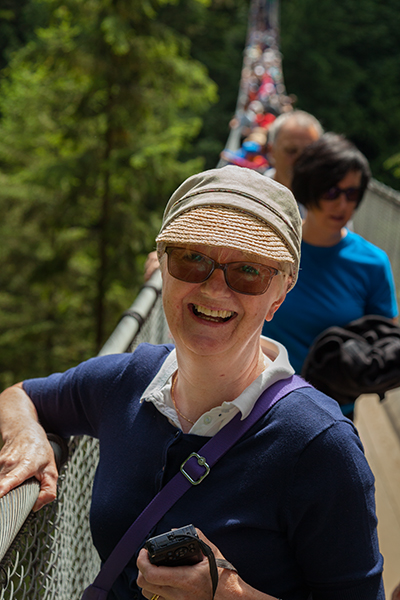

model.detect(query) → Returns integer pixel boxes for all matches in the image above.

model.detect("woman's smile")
[191,303,237,323]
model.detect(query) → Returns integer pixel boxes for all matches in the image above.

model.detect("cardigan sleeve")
[285,420,384,600]
[22,344,173,439]
[22,353,139,438]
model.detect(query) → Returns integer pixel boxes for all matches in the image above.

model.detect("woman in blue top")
[263,133,398,416]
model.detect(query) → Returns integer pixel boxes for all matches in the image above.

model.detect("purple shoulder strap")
[82,374,310,599]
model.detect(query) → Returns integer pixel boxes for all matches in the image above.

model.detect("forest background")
[1,0,400,387]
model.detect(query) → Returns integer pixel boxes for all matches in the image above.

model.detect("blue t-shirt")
[263,230,398,373]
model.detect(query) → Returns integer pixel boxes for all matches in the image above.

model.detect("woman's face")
[161,244,289,360]
[309,170,362,233]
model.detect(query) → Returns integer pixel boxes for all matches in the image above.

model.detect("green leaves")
[0,0,217,385]
[281,0,400,188]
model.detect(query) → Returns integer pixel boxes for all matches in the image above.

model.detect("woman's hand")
[0,384,58,511]
[137,544,215,600]
[144,251,160,282]
[137,528,279,600]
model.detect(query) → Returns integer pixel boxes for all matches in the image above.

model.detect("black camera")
[144,524,203,567]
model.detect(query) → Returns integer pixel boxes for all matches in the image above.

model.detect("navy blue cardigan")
[24,343,384,600]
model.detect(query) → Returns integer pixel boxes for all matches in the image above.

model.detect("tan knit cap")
[156,166,302,289]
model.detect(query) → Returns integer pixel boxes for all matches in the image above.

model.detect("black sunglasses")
[321,186,361,203]
[165,247,280,296]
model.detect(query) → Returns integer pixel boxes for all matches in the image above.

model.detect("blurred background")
[0,0,400,385]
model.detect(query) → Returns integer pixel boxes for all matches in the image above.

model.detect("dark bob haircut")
[292,133,371,209]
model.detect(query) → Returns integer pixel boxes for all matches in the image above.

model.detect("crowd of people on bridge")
[220,2,295,174]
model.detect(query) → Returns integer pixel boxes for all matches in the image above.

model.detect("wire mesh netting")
[128,290,171,352]
[0,436,101,600]
[353,179,400,307]
[0,296,171,600]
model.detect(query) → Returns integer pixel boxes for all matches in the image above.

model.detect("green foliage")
[384,154,400,179]
[0,0,48,69]
[0,0,217,384]
[157,0,249,168]
[280,0,400,188]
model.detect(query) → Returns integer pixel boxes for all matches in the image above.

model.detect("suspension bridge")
[1,1,400,598]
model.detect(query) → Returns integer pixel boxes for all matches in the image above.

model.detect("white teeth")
[195,305,233,319]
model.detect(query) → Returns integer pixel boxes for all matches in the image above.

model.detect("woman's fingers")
[144,251,160,282]
[0,384,59,510]
[0,432,58,510]
[137,549,167,599]
[137,546,216,600]
[32,464,59,511]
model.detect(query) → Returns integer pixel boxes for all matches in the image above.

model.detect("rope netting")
[1,0,400,598]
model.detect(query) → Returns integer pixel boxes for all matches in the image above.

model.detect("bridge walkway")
[355,391,400,598]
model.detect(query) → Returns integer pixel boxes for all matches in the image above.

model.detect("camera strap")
[81,374,310,600]
[181,533,219,598]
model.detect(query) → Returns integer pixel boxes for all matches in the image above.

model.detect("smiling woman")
[0,165,386,600]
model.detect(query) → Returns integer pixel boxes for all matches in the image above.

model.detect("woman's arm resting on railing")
[0,383,58,511]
